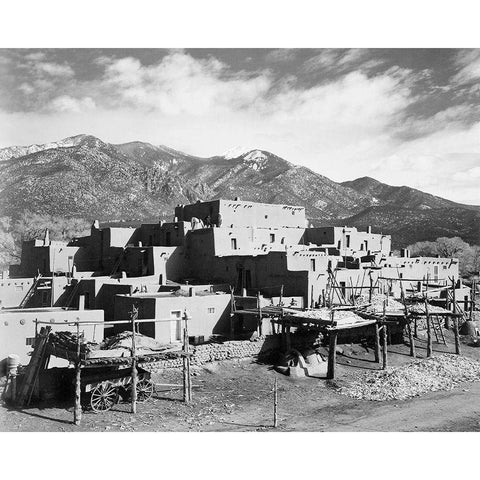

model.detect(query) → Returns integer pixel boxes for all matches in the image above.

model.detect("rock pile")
[338,354,480,401]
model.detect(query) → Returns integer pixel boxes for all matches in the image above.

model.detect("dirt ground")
[2,330,480,432]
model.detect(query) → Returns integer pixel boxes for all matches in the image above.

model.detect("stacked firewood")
[48,331,100,354]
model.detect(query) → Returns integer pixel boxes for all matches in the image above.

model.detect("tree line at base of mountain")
[406,236,480,279]
[0,212,90,271]
[1,214,479,280]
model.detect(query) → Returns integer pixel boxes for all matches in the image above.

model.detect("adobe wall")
[113,293,232,343]
[0,278,34,308]
[0,308,104,373]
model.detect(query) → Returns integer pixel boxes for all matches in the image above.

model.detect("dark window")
[231,238,237,250]
[84,292,91,309]
[269,233,275,243]
[310,259,316,271]
[245,270,252,289]
[346,235,350,248]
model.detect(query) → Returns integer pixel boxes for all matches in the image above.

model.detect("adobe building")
[0,198,462,368]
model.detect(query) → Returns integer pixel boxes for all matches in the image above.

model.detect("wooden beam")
[454,317,461,355]
[407,321,416,358]
[425,300,432,358]
[131,316,138,414]
[374,323,381,363]
[381,325,388,369]
[273,377,278,429]
[74,322,82,426]
[327,331,338,379]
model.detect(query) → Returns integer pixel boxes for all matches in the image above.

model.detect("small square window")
[207,307,215,314]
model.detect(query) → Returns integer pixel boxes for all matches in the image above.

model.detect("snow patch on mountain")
[242,150,269,170]
[0,134,90,161]
[223,146,256,160]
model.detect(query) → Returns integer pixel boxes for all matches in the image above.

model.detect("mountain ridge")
[0,135,478,248]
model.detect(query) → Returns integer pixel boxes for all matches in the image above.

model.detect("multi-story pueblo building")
[0,198,464,369]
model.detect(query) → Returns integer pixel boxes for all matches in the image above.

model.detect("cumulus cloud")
[2,49,480,205]
[452,49,480,84]
[48,95,96,113]
[97,53,272,115]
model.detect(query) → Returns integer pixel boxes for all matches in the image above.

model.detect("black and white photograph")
[1,1,480,476]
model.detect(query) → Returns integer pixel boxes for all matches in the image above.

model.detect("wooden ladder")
[17,326,52,406]
[430,314,447,346]
[19,274,42,308]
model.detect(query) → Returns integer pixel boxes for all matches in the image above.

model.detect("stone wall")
[140,337,273,372]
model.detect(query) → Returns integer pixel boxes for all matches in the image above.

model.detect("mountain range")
[0,134,479,248]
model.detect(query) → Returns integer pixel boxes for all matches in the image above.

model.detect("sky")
[1,48,480,205]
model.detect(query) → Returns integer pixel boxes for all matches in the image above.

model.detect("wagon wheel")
[90,383,119,412]
[136,379,154,401]
[126,378,154,402]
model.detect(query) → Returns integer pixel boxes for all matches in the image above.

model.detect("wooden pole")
[452,277,456,314]
[257,291,262,336]
[74,322,82,426]
[425,300,432,358]
[381,325,388,369]
[454,317,461,355]
[185,313,192,402]
[273,377,278,428]
[407,320,416,358]
[327,330,338,379]
[469,281,475,321]
[131,314,137,414]
[369,273,373,303]
[183,312,192,403]
[374,323,381,363]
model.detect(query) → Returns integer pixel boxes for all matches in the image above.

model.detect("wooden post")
[74,322,82,426]
[185,313,192,402]
[454,317,461,355]
[229,287,235,339]
[257,291,262,336]
[407,320,416,358]
[369,273,373,303]
[327,330,338,379]
[444,314,451,330]
[285,325,291,352]
[183,311,192,403]
[469,281,475,321]
[425,300,432,358]
[279,285,284,306]
[273,377,278,428]
[131,315,137,414]
[452,277,456,314]
[374,323,381,363]
[381,325,388,369]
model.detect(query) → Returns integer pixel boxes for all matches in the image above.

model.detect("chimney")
[400,248,410,258]
[189,287,195,297]
[367,226,372,234]
[138,241,142,247]
[78,294,85,311]
[43,228,50,246]
[235,197,240,201]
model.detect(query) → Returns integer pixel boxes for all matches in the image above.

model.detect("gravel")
[338,354,480,401]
